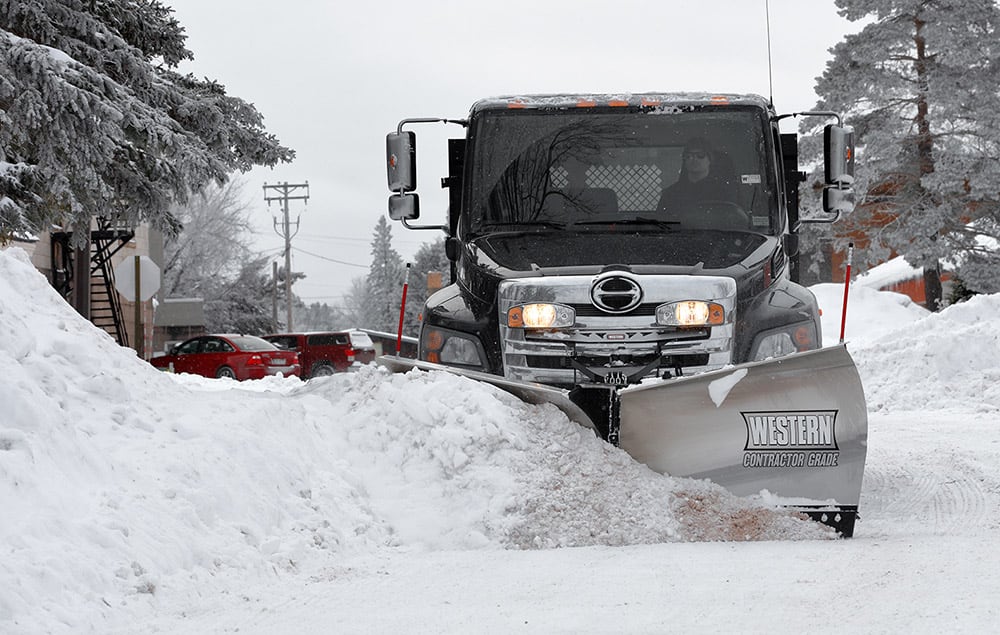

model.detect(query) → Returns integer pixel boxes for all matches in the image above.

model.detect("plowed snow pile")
[0,248,830,629]
[813,283,1000,413]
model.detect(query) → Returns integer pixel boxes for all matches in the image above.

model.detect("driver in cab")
[657,138,738,211]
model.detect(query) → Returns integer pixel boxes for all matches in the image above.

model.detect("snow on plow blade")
[618,344,867,537]
[377,344,867,536]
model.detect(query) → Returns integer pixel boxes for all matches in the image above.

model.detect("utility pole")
[263,181,309,331]
[272,261,279,330]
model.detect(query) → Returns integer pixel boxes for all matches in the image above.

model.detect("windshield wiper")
[573,217,681,230]
[480,220,567,231]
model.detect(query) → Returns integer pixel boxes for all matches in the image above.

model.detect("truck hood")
[470,230,770,273]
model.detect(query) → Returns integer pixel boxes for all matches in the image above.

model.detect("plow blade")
[618,344,867,535]
[377,344,867,536]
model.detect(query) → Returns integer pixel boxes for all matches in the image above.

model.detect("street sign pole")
[134,256,144,359]
[116,255,159,358]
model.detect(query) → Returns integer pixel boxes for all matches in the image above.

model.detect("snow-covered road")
[134,408,1000,634]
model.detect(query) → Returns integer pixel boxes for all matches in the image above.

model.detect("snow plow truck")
[379,93,867,536]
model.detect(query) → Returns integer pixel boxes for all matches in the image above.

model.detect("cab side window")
[307,334,349,346]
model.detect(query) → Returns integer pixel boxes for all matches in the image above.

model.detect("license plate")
[271,358,287,366]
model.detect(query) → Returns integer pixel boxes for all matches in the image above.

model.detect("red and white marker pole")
[396,263,411,355]
[839,242,854,344]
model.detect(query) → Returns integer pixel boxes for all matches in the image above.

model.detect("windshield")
[465,107,777,236]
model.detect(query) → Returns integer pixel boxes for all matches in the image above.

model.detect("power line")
[292,246,368,268]
[296,234,428,246]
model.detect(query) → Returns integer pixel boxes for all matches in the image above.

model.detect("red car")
[262,332,357,378]
[150,334,300,380]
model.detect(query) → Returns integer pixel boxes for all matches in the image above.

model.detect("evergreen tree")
[294,301,344,332]
[804,0,1000,307]
[361,216,405,333]
[206,255,278,335]
[0,0,293,243]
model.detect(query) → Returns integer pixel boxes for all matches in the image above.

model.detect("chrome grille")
[570,303,659,317]
[498,274,737,386]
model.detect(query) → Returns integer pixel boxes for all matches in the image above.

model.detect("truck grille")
[498,274,737,386]
[569,303,660,317]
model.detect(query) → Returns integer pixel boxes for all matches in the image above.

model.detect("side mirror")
[389,193,420,221]
[823,187,856,215]
[824,124,855,186]
[387,131,416,193]
[823,124,856,215]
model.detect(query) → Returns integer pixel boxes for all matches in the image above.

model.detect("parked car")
[150,334,300,380]
[262,332,356,378]
[347,330,377,364]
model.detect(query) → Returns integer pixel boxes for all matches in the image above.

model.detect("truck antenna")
[765,0,774,106]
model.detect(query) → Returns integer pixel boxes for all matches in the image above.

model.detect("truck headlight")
[655,301,725,326]
[422,326,487,369]
[507,303,575,329]
[750,321,818,361]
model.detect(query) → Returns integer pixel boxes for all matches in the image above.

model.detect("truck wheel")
[310,363,335,378]
[216,366,237,380]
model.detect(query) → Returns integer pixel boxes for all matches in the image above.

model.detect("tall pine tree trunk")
[923,264,943,310]
[914,15,943,310]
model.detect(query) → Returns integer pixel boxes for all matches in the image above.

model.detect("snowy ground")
[2,246,999,633]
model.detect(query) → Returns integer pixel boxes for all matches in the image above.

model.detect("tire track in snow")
[860,413,1000,536]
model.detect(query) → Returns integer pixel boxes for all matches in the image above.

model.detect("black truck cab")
[386,93,854,389]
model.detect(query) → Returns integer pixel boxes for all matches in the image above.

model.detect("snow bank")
[852,295,1000,413]
[812,282,930,347]
[813,281,1000,413]
[0,247,828,632]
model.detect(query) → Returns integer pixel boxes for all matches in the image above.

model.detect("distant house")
[152,298,205,356]
[808,175,958,310]
[854,255,954,305]
[7,221,162,356]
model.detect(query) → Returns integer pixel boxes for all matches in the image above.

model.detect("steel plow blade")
[377,345,867,536]
[618,344,867,536]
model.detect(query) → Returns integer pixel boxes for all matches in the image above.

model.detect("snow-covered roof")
[471,93,772,113]
[855,255,922,289]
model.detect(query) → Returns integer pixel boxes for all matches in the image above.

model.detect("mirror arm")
[388,118,468,231]
[800,211,843,224]
[773,111,843,126]
[402,218,449,232]
[397,118,468,133]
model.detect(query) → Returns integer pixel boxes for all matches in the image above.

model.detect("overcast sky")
[164,0,860,309]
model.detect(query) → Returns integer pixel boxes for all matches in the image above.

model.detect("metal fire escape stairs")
[50,218,135,346]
